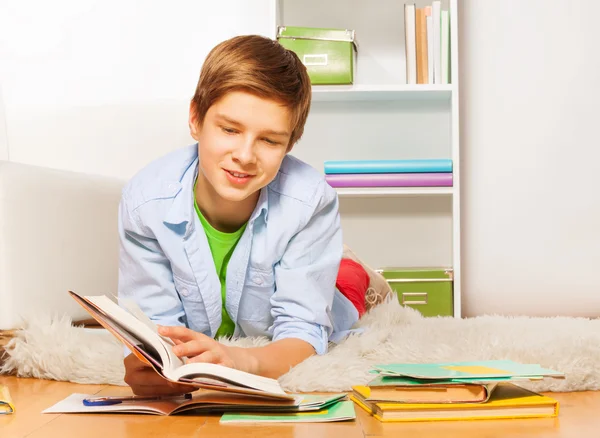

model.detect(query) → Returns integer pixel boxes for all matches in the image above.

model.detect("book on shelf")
[404,4,417,84]
[324,159,452,174]
[351,382,559,422]
[415,7,428,85]
[67,291,292,400]
[405,1,451,85]
[325,172,452,188]
[426,6,434,84]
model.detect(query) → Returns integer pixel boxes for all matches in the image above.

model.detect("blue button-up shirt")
[117,144,359,355]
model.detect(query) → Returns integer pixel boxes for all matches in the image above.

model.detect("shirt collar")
[164,153,270,233]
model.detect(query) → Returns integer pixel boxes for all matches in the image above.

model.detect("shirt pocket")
[240,266,275,322]
[172,274,210,334]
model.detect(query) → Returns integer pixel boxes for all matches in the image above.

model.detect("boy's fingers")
[187,350,219,365]
[172,339,214,357]
[159,325,207,343]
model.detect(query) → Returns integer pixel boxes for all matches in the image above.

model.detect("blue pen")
[83,393,192,406]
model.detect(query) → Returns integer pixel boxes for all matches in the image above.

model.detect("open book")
[43,392,348,417]
[68,291,293,401]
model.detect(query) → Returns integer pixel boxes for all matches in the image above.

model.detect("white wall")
[459,0,600,317]
[1,0,599,317]
[0,85,7,161]
[0,0,274,179]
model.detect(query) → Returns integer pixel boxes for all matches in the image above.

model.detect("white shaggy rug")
[2,299,600,393]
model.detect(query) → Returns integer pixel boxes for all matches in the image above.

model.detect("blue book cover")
[323,159,452,174]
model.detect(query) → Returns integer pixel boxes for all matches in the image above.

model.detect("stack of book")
[404,1,451,85]
[324,159,453,189]
[42,291,355,423]
[350,360,563,422]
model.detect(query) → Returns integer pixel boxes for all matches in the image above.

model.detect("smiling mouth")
[225,169,254,178]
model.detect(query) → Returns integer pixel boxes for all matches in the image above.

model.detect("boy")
[118,35,391,395]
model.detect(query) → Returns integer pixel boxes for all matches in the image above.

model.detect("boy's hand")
[123,353,192,396]
[158,325,258,374]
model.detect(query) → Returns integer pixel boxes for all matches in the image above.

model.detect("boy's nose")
[231,138,257,165]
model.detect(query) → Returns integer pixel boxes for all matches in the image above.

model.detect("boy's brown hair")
[191,35,312,150]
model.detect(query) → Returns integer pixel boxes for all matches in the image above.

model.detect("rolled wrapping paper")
[325,172,453,187]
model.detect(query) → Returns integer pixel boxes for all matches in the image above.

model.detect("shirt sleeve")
[271,180,343,355]
[117,193,186,332]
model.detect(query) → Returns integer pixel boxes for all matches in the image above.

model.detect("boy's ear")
[188,102,201,140]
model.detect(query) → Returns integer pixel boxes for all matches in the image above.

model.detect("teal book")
[219,400,356,423]
[323,159,452,174]
[373,360,564,381]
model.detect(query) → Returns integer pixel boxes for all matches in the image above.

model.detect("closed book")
[351,383,559,422]
[324,159,452,174]
[325,173,452,188]
[353,375,499,404]
[415,8,429,84]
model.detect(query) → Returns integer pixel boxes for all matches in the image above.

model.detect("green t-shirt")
[194,197,246,339]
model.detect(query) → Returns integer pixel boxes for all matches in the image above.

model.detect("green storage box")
[379,267,454,317]
[277,26,357,85]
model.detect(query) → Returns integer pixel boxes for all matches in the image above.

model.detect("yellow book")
[350,383,558,423]
[1,385,15,415]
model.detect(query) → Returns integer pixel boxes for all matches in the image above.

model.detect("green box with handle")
[276,26,357,85]
[379,267,454,317]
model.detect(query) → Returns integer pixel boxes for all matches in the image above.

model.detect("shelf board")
[335,187,453,197]
[311,84,453,102]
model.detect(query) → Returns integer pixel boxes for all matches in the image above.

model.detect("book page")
[70,292,178,373]
[170,362,288,396]
[85,295,186,374]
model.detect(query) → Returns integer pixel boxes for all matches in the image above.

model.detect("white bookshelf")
[271,0,461,317]
[311,84,453,102]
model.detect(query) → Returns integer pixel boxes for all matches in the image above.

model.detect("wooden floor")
[2,375,600,438]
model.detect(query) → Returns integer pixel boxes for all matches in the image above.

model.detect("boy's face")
[189,91,292,204]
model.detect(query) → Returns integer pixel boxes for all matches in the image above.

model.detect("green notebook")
[366,374,502,387]
[220,400,356,423]
[373,360,564,381]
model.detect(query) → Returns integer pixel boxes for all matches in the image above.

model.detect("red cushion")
[335,258,369,317]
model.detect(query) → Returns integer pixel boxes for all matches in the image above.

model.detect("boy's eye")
[262,138,279,145]
[221,126,238,134]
